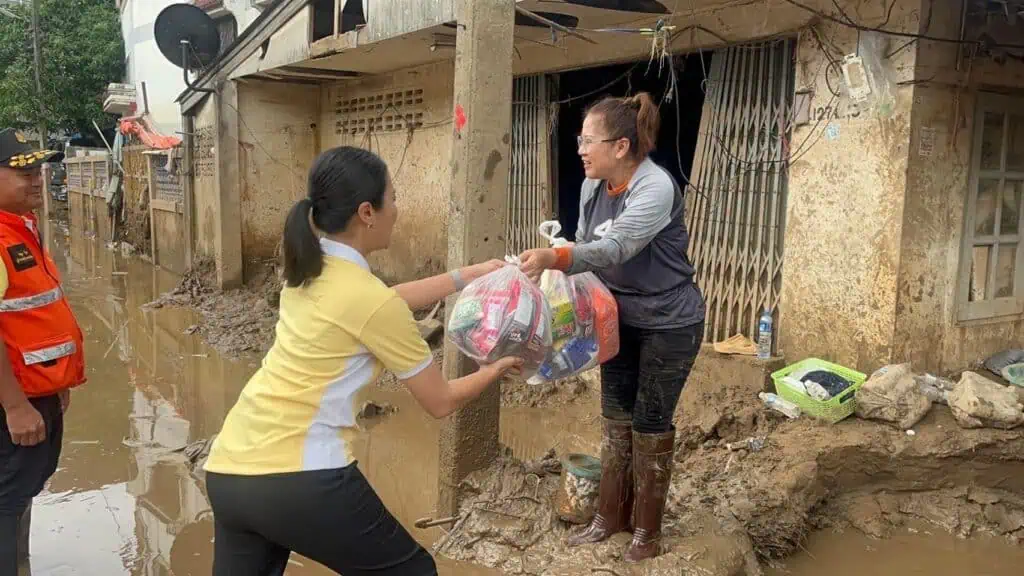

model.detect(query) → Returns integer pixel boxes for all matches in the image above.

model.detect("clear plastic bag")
[529,271,619,384]
[447,265,552,378]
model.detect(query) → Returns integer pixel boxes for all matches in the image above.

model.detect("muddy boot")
[624,429,675,563]
[567,419,633,546]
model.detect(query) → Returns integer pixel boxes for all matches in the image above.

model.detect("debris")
[556,453,600,524]
[183,324,200,335]
[855,363,932,430]
[984,349,1024,380]
[759,392,801,419]
[713,334,757,356]
[948,372,1024,430]
[69,440,100,445]
[914,373,954,405]
[414,516,459,529]
[357,401,397,420]
[906,430,916,436]
[1002,363,1024,388]
[726,437,766,453]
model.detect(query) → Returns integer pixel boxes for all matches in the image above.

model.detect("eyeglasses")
[576,135,618,150]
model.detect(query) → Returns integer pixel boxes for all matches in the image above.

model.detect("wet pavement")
[24,218,597,575]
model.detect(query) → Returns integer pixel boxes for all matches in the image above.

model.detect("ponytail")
[282,197,322,287]
[281,146,390,288]
[585,91,661,160]
[626,92,660,159]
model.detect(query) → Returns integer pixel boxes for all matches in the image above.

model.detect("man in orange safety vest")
[0,128,86,574]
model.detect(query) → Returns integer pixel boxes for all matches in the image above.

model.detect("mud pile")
[439,383,1024,575]
[146,259,281,358]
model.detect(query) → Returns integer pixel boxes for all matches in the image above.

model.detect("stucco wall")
[893,7,1024,373]
[152,207,188,275]
[193,96,219,260]
[778,4,921,374]
[237,80,320,262]
[320,60,455,284]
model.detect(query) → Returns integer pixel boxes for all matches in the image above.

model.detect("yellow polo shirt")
[204,238,433,475]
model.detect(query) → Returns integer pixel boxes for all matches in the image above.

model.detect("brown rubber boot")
[624,429,675,562]
[567,419,634,546]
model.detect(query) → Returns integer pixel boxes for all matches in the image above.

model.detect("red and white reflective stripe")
[23,341,76,366]
[0,286,62,312]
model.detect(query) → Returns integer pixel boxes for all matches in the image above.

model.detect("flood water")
[34,218,1024,576]
[24,219,598,575]
[768,523,1024,576]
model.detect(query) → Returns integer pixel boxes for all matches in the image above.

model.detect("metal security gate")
[686,39,796,348]
[506,75,553,255]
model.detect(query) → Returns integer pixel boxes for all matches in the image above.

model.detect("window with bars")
[958,94,1024,321]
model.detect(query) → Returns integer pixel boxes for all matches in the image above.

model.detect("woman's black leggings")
[206,464,437,576]
[600,321,704,433]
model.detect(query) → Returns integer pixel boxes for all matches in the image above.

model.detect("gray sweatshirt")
[568,158,705,330]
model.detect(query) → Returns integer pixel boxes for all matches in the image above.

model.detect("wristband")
[451,269,466,291]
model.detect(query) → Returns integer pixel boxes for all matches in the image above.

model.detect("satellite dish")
[515,11,580,28]
[561,0,670,14]
[155,3,220,93]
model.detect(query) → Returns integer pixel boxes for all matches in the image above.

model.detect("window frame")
[957,93,1024,323]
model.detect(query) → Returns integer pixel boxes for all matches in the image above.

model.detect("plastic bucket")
[555,453,601,524]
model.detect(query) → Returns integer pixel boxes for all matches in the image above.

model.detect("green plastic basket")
[770,358,867,424]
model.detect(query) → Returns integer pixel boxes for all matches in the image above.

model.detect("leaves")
[0,0,125,136]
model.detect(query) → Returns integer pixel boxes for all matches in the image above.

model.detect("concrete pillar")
[214,80,244,289]
[437,0,516,517]
[182,114,196,268]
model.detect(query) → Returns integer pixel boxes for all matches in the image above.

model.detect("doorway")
[552,53,709,238]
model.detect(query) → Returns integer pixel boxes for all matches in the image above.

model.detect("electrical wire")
[781,0,1024,50]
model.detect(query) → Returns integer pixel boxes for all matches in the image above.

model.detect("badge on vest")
[7,243,37,272]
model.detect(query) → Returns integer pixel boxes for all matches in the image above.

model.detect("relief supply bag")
[447,265,552,378]
[527,221,620,384]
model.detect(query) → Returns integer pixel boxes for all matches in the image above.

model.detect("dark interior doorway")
[554,53,710,238]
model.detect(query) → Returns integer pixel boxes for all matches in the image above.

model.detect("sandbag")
[855,363,933,430]
[948,371,1024,430]
[984,349,1024,379]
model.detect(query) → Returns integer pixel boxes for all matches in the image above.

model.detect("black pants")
[600,322,704,433]
[207,464,437,576]
[0,395,64,574]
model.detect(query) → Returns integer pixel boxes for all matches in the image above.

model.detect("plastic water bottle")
[759,392,801,419]
[757,307,773,360]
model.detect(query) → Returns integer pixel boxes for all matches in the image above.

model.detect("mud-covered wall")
[237,80,320,268]
[122,144,151,255]
[894,8,1024,373]
[777,2,924,373]
[320,60,455,284]
[192,97,219,260]
[152,207,187,275]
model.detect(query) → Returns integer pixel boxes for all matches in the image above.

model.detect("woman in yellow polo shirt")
[203,146,522,575]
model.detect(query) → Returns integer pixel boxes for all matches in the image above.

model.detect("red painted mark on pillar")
[454,104,467,134]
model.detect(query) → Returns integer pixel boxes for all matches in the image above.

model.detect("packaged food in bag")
[530,271,619,384]
[447,266,552,377]
[541,271,577,342]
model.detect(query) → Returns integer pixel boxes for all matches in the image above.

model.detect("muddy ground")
[436,371,1024,576]
[151,261,1024,576]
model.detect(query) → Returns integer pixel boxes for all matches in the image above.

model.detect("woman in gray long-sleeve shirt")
[519,92,705,563]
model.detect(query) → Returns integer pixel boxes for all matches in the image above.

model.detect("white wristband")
[451,269,466,291]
